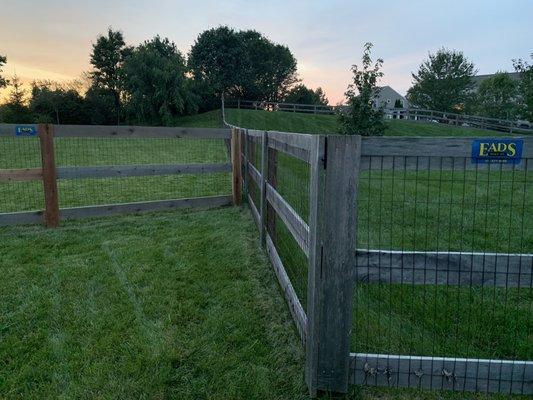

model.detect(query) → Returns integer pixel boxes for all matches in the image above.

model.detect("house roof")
[471,72,521,88]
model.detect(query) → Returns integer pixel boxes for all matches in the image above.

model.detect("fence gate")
[233,123,533,397]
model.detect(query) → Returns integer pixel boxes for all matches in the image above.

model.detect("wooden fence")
[225,99,533,135]
[224,101,533,396]
[0,123,235,227]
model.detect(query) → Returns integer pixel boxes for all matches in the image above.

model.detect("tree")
[394,98,403,108]
[89,28,131,123]
[474,72,518,120]
[30,80,89,124]
[122,36,198,125]
[284,84,329,105]
[338,43,386,136]
[513,54,533,121]
[1,75,33,123]
[188,26,298,106]
[0,54,8,89]
[407,48,476,112]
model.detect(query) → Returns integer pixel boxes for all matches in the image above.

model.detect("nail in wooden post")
[38,123,60,228]
[231,128,242,205]
[306,134,362,395]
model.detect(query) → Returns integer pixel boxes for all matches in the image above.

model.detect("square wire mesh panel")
[53,136,231,208]
[0,136,44,213]
[266,146,310,311]
[353,156,533,364]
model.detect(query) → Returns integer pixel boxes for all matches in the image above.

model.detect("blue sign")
[471,139,523,165]
[15,125,38,136]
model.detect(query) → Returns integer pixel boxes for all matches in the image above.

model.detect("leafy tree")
[0,54,8,89]
[122,36,198,125]
[284,84,329,105]
[407,48,476,112]
[338,43,385,136]
[474,72,518,120]
[513,54,533,121]
[1,75,33,123]
[188,26,297,105]
[394,98,403,108]
[85,86,117,125]
[30,80,89,124]
[89,28,131,123]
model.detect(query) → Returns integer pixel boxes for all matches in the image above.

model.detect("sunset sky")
[1,0,532,104]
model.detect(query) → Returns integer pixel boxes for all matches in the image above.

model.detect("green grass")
[0,208,522,399]
[225,108,518,136]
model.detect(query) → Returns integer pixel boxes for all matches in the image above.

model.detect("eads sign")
[471,138,524,164]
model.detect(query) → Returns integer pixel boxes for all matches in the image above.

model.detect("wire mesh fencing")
[0,124,233,225]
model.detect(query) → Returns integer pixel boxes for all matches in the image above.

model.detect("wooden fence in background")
[225,99,533,135]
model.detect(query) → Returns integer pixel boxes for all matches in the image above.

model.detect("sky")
[1,0,532,104]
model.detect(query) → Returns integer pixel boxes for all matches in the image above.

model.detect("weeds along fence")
[0,123,235,227]
[225,111,533,394]
[225,99,533,135]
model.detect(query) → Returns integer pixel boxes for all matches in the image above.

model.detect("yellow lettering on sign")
[508,143,516,156]
[479,143,489,156]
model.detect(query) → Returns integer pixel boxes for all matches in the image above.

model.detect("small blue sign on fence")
[15,125,38,136]
[471,139,523,164]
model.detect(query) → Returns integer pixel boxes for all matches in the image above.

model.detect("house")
[471,72,521,91]
[373,86,408,110]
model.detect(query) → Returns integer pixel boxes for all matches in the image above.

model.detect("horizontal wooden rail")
[0,168,42,182]
[266,183,309,256]
[60,196,232,220]
[53,125,231,139]
[248,193,260,229]
[56,163,231,180]
[267,131,312,163]
[0,196,232,226]
[247,129,264,138]
[266,233,307,344]
[355,249,533,288]
[361,137,533,158]
[0,210,43,226]
[247,162,261,186]
[0,124,231,139]
[350,353,533,394]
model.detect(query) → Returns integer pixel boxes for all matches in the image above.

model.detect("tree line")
[1,28,531,128]
[0,27,328,126]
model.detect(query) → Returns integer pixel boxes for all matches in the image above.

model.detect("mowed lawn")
[0,208,523,400]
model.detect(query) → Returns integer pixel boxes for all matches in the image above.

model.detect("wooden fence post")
[242,129,249,198]
[38,123,60,228]
[231,128,242,206]
[306,135,362,395]
[259,131,268,246]
[266,143,278,243]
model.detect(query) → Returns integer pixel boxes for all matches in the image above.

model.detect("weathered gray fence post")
[306,135,362,396]
[259,131,268,246]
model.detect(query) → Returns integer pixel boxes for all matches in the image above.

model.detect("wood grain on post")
[38,123,60,228]
[266,144,278,242]
[231,128,242,205]
[259,131,268,246]
[306,135,362,395]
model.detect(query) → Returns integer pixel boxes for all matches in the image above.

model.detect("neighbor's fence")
[225,104,533,395]
[225,99,533,135]
[0,123,235,227]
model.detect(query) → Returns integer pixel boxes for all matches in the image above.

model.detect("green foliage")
[394,98,403,108]
[0,54,8,89]
[513,55,533,121]
[475,72,518,119]
[122,36,198,125]
[188,26,297,104]
[89,28,131,123]
[84,86,117,125]
[1,75,33,123]
[29,80,89,124]
[338,43,386,136]
[283,84,328,105]
[407,48,476,112]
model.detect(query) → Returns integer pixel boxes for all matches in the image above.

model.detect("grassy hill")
[178,108,518,137]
